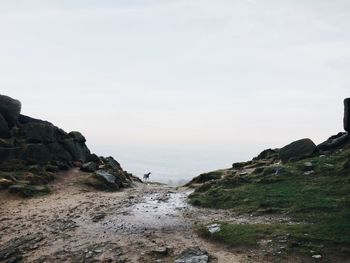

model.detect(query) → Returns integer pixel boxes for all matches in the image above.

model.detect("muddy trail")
[0,169,246,263]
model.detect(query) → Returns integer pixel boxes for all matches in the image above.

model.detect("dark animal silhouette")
[143,172,151,182]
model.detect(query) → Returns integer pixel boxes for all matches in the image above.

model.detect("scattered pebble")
[207,223,221,234]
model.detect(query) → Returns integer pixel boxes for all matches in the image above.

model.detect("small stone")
[207,223,221,234]
[92,213,106,222]
[312,255,322,259]
[152,247,169,256]
[304,162,313,171]
[174,247,209,263]
[81,161,98,172]
[303,170,314,176]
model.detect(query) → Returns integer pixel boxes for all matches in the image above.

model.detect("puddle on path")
[131,190,190,230]
[84,189,193,235]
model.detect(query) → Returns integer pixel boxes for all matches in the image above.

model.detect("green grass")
[8,184,51,197]
[196,220,350,255]
[189,153,350,218]
[189,150,350,257]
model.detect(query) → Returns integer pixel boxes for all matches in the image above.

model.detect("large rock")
[279,138,316,163]
[21,144,52,164]
[102,156,122,169]
[68,131,86,142]
[317,132,349,152]
[95,170,117,184]
[85,170,120,191]
[23,122,56,143]
[46,142,72,162]
[253,148,279,161]
[86,153,102,164]
[81,161,97,172]
[0,114,10,138]
[344,98,350,132]
[0,95,21,127]
[63,138,90,162]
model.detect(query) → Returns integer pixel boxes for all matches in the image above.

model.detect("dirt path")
[0,169,247,263]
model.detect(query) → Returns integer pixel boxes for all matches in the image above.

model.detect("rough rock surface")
[0,94,137,195]
[0,94,21,127]
[344,98,350,132]
[46,142,72,162]
[316,132,349,152]
[84,167,135,191]
[253,148,279,161]
[68,131,86,142]
[0,114,10,138]
[81,161,98,172]
[279,138,316,163]
[23,122,56,143]
[0,95,91,166]
[62,138,90,162]
[174,247,209,263]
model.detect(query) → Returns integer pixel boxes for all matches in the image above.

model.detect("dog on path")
[143,172,151,182]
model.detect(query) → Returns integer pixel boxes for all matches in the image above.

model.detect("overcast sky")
[1,0,349,182]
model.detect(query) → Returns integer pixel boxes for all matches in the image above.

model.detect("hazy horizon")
[1,1,350,182]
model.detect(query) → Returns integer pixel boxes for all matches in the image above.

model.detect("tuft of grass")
[196,223,263,247]
[7,184,51,197]
[196,221,350,257]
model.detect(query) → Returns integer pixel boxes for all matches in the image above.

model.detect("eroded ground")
[0,169,249,263]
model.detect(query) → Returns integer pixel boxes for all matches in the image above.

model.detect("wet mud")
[0,170,244,263]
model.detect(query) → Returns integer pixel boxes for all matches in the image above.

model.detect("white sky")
[1,0,349,182]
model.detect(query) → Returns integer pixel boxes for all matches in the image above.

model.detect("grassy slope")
[189,146,350,258]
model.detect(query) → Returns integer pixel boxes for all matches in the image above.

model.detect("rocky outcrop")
[316,99,350,152]
[344,98,350,132]
[185,171,223,186]
[0,94,138,196]
[316,132,349,152]
[0,96,92,166]
[0,112,91,166]
[0,94,21,127]
[253,148,279,161]
[279,138,316,163]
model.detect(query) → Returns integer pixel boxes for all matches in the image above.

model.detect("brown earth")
[0,169,251,263]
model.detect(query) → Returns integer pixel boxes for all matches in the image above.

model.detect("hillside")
[187,99,350,261]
